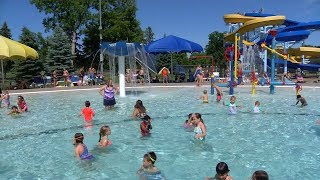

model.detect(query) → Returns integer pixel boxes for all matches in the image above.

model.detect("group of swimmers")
[0,89,28,115]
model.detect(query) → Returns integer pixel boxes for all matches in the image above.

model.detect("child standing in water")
[73,133,93,160]
[193,113,206,140]
[223,96,238,115]
[296,95,308,107]
[80,101,95,124]
[204,162,234,180]
[200,90,209,103]
[137,152,165,179]
[98,125,112,147]
[2,90,10,108]
[253,101,261,113]
[140,115,152,136]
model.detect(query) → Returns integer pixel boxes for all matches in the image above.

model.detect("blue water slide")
[259,30,311,45]
[267,59,320,71]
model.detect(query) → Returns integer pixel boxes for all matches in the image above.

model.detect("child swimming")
[137,152,165,179]
[98,125,112,147]
[204,162,234,180]
[80,101,95,123]
[140,115,152,136]
[7,106,20,115]
[296,95,308,107]
[73,133,94,160]
[183,113,194,129]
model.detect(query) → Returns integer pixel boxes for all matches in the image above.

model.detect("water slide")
[224,14,285,42]
[224,13,320,71]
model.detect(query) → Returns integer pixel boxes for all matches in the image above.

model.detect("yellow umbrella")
[0,35,38,88]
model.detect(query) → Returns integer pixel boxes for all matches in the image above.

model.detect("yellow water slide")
[223,14,285,42]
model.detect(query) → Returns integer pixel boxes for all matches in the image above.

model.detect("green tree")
[12,27,44,82]
[0,22,14,78]
[30,0,91,65]
[205,31,226,74]
[0,22,12,38]
[82,0,143,69]
[45,26,75,75]
[143,26,155,44]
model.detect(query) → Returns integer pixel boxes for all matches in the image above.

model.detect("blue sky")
[1,0,320,48]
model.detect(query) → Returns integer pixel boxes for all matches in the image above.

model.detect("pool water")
[0,86,320,179]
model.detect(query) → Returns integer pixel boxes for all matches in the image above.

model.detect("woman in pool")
[73,132,93,160]
[99,79,118,109]
[204,162,233,180]
[193,113,206,140]
[132,100,147,118]
[98,125,112,147]
[137,152,165,179]
[17,95,28,112]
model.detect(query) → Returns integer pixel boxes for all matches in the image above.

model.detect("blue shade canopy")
[146,35,203,54]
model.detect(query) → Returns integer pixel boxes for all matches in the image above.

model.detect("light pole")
[99,0,104,76]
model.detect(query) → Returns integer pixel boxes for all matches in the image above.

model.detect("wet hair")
[188,113,193,119]
[18,95,24,101]
[11,105,18,110]
[203,90,207,94]
[255,101,260,106]
[216,162,230,175]
[134,100,146,113]
[144,151,157,164]
[194,113,205,128]
[230,95,236,100]
[85,101,90,107]
[252,170,269,180]
[99,125,110,142]
[297,95,301,99]
[74,133,84,144]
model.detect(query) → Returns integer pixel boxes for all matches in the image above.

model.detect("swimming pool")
[0,86,320,179]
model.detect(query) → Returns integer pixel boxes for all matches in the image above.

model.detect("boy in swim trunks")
[81,101,95,124]
[200,90,209,103]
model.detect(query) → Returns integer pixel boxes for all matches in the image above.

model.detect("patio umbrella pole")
[1,59,4,89]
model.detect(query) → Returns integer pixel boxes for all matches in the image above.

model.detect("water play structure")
[101,42,156,97]
[223,12,320,94]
